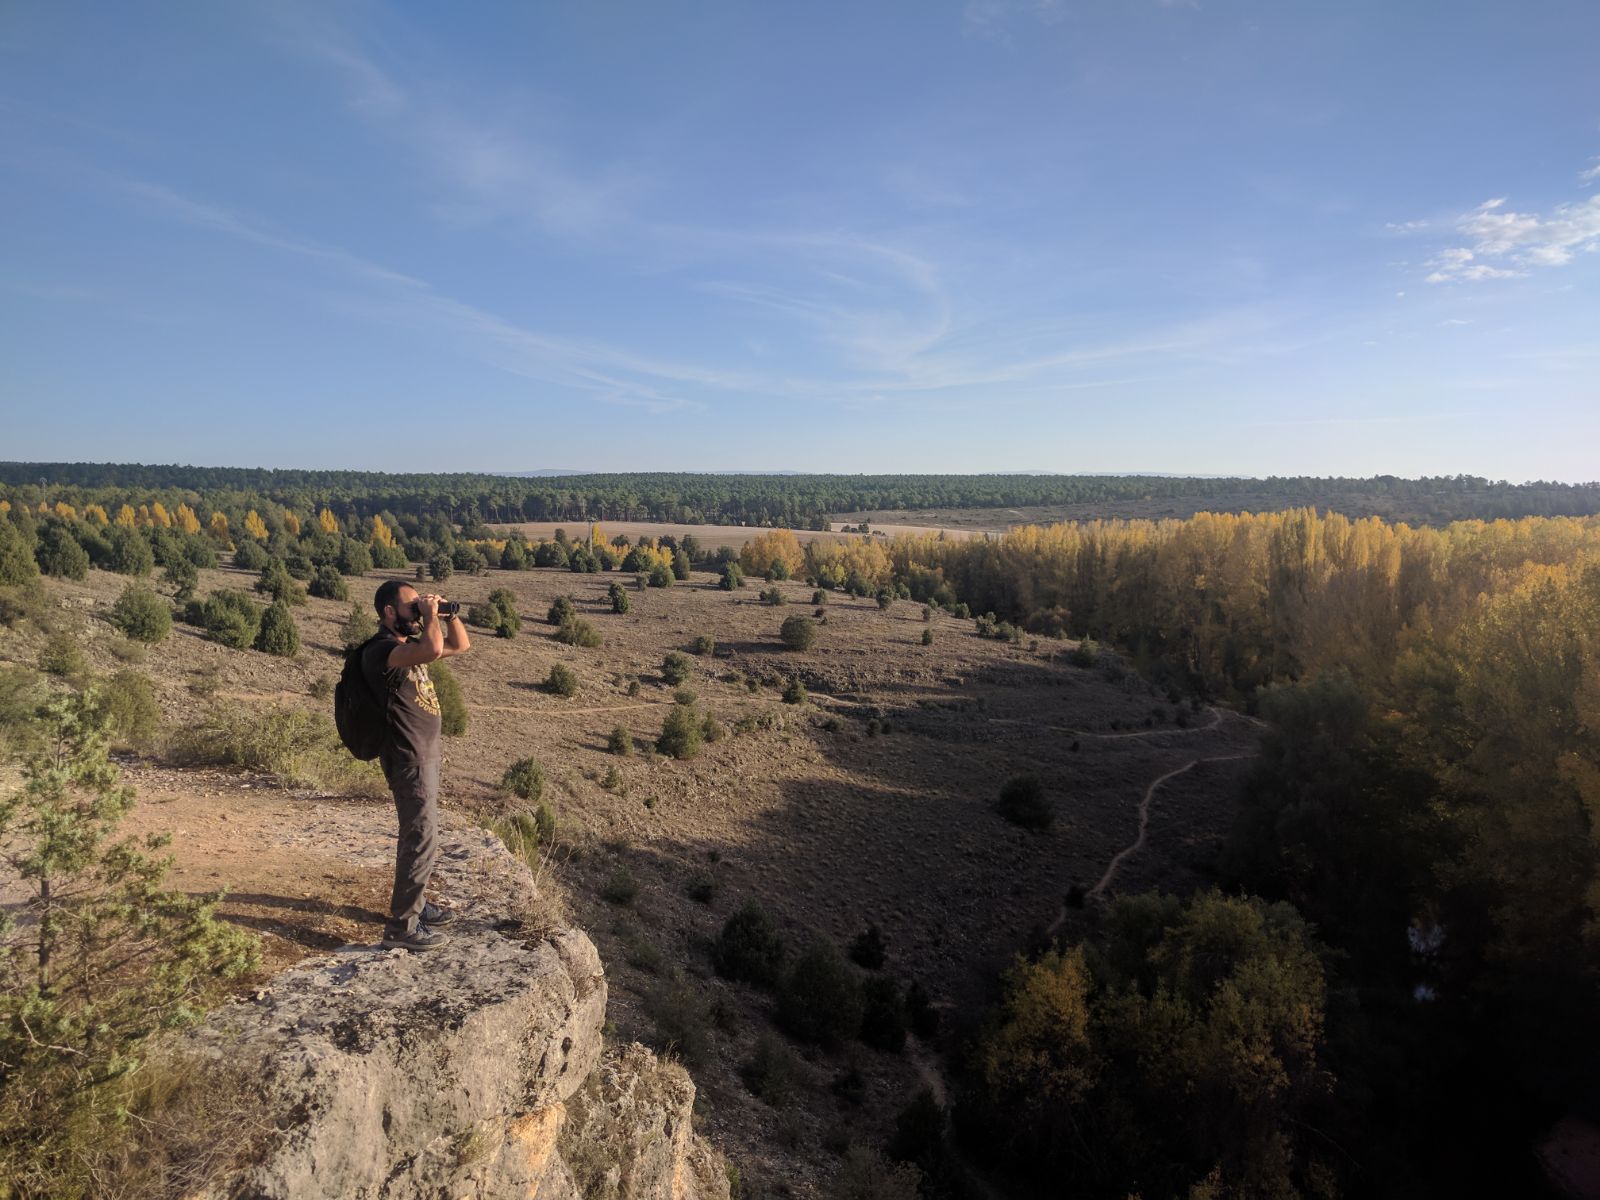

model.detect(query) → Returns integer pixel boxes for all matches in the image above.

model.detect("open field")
[2,561,1258,1193]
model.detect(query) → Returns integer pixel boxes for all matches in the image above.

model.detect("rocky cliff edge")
[171,816,729,1200]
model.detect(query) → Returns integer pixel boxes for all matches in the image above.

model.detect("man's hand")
[419,593,443,620]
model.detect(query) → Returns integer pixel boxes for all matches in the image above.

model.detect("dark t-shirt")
[362,629,443,764]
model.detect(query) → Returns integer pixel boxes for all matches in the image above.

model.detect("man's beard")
[394,613,420,637]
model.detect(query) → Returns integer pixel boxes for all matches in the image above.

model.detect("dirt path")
[1083,751,1257,905]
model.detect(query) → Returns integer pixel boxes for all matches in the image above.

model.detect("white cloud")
[1579,159,1600,184]
[1421,183,1600,284]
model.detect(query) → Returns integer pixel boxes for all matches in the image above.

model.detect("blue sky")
[2,1,1597,480]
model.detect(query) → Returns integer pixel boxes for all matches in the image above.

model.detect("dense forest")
[3,470,1597,1196]
[870,512,1600,1196]
[3,463,1599,528]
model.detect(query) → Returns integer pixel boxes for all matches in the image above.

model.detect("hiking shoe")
[382,925,450,952]
[421,901,457,927]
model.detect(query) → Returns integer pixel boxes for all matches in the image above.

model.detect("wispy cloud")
[1419,185,1600,283]
[1580,157,1600,185]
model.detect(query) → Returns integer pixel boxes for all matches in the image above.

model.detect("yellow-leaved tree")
[113,505,137,529]
[318,508,339,535]
[243,510,269,541]
[206,511,231,546]
[149,501,171,528]
[370,515,395,547]
[174,504,201,534]
[84,504,110,526]
[283,509,301,536]
[740,529,805,579]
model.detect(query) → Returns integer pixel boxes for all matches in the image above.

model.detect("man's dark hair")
[374,579,411,617]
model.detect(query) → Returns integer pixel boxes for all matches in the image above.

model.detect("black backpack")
[334,635,387,761]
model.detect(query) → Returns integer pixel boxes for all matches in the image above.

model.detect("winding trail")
[1083,751,1256,903]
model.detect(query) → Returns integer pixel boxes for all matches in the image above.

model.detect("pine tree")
[254,602,300,657]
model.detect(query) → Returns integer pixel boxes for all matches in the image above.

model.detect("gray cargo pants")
[382,752,441,937]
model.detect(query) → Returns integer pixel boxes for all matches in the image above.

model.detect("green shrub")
[859,975,908,1053]
[1068,637,1099,668]
[686,870,719,903]
[690,635,716,656]
[546,663,578,697]
[849,925,887,970]
[255,561,305,606]
[0,664,44,758]
[608,725,634,756]
[231,539,269,571]
[782,677,807,705]
[780,615,816,650]
[36,526,89,580]
[812,589,828,605]
[39,632,86,677]
[647,973,710,1066]
[719,563,744,590]
[660,651,692,685]
[502,756,545,801]
[111,584,171,644]
[701,714,725,743]
[760,586,785,606]
[777,940,863,1046]
[428,661,468,735]
[500,539,528,570]
[673,686,698,706]
[767,558,791,581]
[165,700,384,795]
[657,703,703,760]
[647,562,674,588]
[608,582,630,614]
[491,804,556,867]
[308,565,348,601]
[486,587,521,638]
[671,548,692,581]
[713,901,785,987]
[0,694,261,1195]
[740,1034,800,1107]
[921,628,933,646]
[91,669,162,753]
[164,558,199,602]
[253,602,301,657]
[336,538,372,576]
[601,866,639,905]
[428,553,453,582]
[108,528,154,577]
[196,589,262,649]
[830,1149,922,1200]
[0,519,39,586]
[997,774,1053,831]
[555,616,602,647]
[341,602,378,649]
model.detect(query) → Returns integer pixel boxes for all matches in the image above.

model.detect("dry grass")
[94,1048,275,1200]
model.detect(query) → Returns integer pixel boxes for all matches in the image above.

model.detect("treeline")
[3,464,1598,529]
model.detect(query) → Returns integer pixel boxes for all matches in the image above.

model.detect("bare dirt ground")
[1,559,1261,1195]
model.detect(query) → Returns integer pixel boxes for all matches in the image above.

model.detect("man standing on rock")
[365,580,471,951]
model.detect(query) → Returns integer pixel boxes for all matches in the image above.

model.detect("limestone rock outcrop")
[178,823,729,1199]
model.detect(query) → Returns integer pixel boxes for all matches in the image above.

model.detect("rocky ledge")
[176,821,729,1200]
